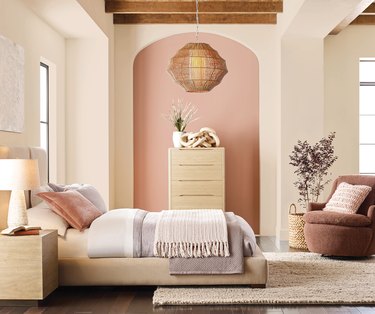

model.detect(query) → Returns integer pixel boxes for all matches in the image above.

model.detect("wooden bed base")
[58,246,268,287]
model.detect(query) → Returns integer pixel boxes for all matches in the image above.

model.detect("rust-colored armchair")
[304,175,375,257]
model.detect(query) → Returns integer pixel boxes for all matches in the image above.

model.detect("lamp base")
[7,190,28,228]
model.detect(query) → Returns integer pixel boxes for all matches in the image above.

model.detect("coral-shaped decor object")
[180,127,220,148]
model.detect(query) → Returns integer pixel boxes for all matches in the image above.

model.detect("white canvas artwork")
[0,35,24,133]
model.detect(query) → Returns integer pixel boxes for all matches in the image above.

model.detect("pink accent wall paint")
[134,33,260,232]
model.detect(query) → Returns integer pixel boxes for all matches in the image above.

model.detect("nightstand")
[0,230,58,304]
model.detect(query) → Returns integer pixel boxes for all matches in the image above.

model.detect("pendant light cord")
[195,0,199,42]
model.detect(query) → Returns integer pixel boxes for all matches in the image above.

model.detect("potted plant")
[288,132,338,249]
[289,132,338,209]
[163,99,199,148]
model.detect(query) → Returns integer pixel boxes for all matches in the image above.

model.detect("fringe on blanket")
[154,240,230,258]
[153,209,230,258]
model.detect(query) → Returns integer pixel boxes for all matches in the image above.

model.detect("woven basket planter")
[288,204,308,250]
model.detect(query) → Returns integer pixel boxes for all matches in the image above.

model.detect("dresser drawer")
[168,148,225,210]
[170,195,224,210]
[171,164,223,180]
[171,180,223,197]
[170,148,224,165]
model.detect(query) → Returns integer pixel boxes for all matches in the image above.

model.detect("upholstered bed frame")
[0,146,268,287]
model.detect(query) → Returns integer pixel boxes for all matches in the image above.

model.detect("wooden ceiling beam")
[330,0,373,35]
[113,13,277,24]
[362,3,375,14]
[106,0,283,13]
[351,14,375,25]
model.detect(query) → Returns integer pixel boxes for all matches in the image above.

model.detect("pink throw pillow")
[323,182,372,214]
[37,190,102,231]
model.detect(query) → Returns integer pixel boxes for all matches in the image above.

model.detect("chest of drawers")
[168,148,225,210]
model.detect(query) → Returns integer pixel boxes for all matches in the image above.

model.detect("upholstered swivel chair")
[304,175,375,257]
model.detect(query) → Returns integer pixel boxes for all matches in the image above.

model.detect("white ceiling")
[284,0,369,38]
[21,0,103,38]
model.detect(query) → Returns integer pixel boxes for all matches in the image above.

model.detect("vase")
[172,131,184,148]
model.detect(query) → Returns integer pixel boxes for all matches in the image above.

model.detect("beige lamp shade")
[0,159,40,228]
[167,42,228,92]
[0,159,40,191]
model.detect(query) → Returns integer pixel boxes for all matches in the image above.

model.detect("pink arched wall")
[133,33,260,232]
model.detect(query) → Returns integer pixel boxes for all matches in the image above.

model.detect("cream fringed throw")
[154,210,230,258]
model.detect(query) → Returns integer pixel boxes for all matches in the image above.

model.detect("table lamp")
[0,159,40,228]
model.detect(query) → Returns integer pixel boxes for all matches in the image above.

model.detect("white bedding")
[87,209,256,258]
[88,208,140,258]
[53,208,257,262]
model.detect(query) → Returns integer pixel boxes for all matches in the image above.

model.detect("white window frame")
[40,62,50,180]
[359,59,375,175]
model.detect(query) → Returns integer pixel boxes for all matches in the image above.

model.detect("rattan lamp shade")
[167,42,228,92]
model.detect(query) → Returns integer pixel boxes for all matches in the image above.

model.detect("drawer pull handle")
[177,180,218,182]
[179,164,214,166]
[179,194,214,197]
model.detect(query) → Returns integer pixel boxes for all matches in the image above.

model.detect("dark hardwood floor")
[1,236,374,314]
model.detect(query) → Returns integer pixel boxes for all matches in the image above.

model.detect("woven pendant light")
[167,0,228,92]
[168,43,228,92]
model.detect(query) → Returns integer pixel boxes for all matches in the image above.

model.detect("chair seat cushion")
[304,210,371,227]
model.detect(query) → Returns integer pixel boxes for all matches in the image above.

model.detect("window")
[359,59,375,175]
[40,62,49,179]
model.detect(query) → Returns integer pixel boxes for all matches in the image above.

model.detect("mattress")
[58,228,89,258]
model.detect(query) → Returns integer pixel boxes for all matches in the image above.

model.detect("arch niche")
[133,33,260,232]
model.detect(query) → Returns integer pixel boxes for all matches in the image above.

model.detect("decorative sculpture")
[180,127,220,148]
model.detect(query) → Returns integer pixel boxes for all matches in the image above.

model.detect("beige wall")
[65,37,109,206]
[0,0,65,227]
[25,0,114,208]
[273,0,364,240]
[325,26,375,177]
[76,0,115,208]
[278,37,325,241]
[0,0,115,210]
[0,0,66,180]
[60,3,114,209]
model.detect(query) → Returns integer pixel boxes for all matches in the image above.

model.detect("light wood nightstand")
[0,230,58,304]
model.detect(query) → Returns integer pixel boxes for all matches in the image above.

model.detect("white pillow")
[323,182,372,214]
[48,183,107,213]
[27,203,69,237]
[31,185,53,207]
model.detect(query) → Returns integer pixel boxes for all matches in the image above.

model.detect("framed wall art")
[0,34,24,133]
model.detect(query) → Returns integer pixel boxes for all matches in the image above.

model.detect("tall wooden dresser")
[168,148,225,210]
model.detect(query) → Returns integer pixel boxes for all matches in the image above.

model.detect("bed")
[0,146,268,287]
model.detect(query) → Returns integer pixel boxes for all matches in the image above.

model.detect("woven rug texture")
[153,252,375,305]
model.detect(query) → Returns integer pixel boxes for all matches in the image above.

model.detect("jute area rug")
[153,252,375,306]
